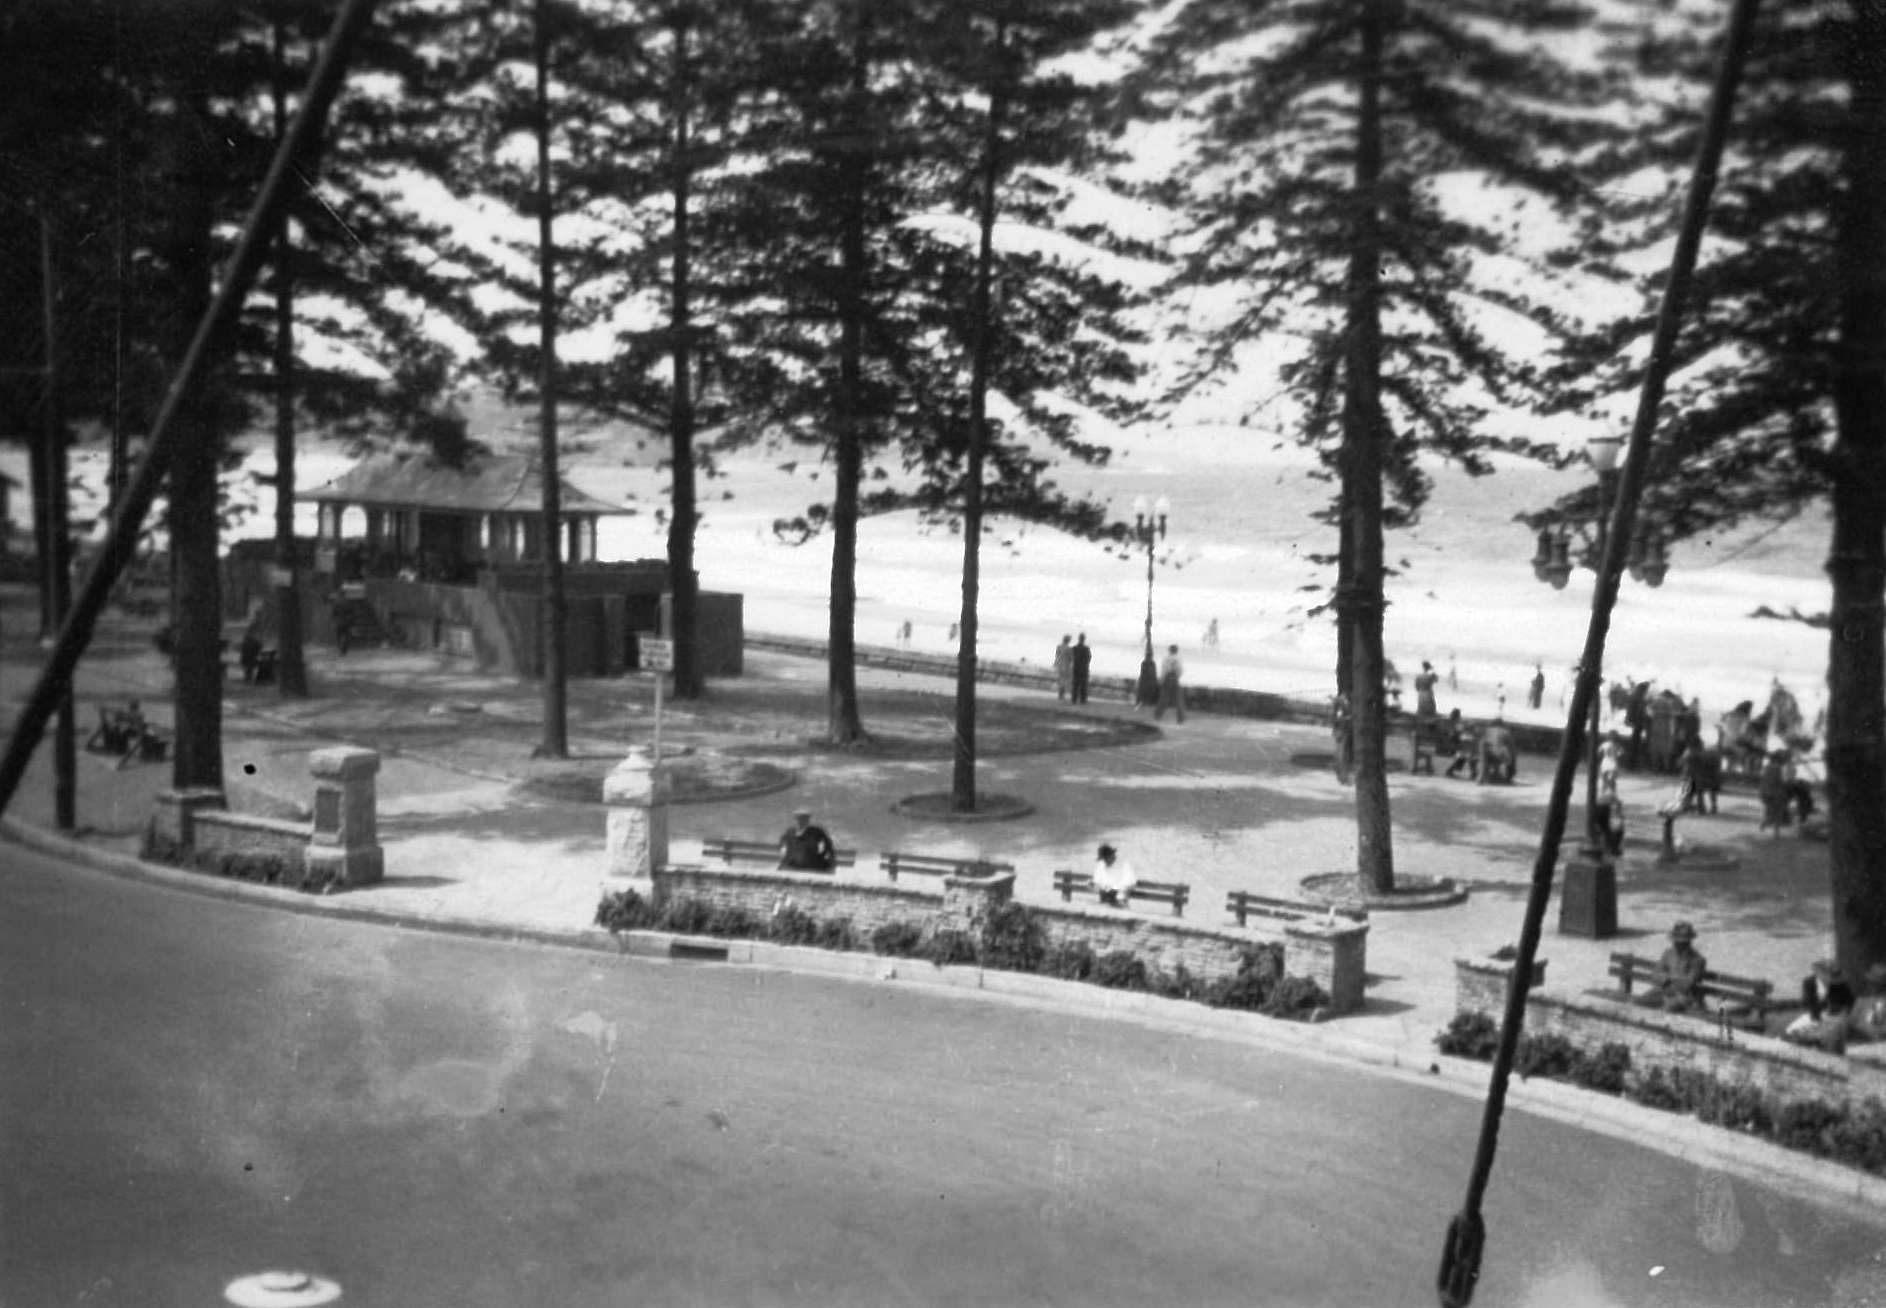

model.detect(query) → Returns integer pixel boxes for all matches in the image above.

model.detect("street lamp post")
[1132,494,1169,708]
[1531,433,1676,937]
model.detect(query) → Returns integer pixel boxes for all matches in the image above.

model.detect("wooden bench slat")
[1224,890,1366,926]
[1053,868,1190,917]
[880,852,1012,882]
[703,836,855,872]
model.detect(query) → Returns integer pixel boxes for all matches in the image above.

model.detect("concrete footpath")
[2,596,1880,1217]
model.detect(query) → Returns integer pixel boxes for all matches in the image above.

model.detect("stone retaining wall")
[1455,958,1886,1107]
[648,861,1369,1013]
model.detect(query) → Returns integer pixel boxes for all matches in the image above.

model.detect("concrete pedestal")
[1285,920,1369,1015]
[305,747,382,887]
[604,747,670,887]
[1558,856,1617,939]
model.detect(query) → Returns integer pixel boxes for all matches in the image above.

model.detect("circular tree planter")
[1297,871,1467,912]
[891,792,1036,823]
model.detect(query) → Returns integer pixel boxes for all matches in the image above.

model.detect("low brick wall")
[1454,958,1886,1107]
[649,862,1369,1013]
[192,808,309,871]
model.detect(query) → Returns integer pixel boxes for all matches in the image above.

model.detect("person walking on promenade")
[778,807,837,872]
[1092,842,1137,907]
[1155,644,1185,723]
[1331,692,1355,784]
[1053,635,1073,701]
[1070,633,1092,704]
[1414,660,1439,720]
[1528,663,1545,710]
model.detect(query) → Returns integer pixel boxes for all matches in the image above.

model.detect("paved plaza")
[0,589,1864,1208]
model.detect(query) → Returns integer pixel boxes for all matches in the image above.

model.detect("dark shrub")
[1830,1099,1886,1174]
[1044,939,1095,981]
[815,917,857,952]
[595,888,655,933]
[1149,964,1207,1002]
[923,929,978,967]
[1573,1043,1631,1095]
[1261,974,1328,1019]
[871,921,927,957]
[706,905,762,938]
[768,904,823,946]
[1697,1078,1771,1134]
[1515,1033,1581,1081]
[1091,951,1149,991]
[1628,1067,1684,1112]
[1205,945,1287,1012]
[1435,1012,1499,1060]
[1774,1099,1846,1156]
[659,897,717,935]
[979,903,1046,973]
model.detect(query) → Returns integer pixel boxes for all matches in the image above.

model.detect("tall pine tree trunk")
[533,0,568,758]
[826,0,869,745]
[1342,0,1394,894]
[39,211,76,830]
[667,8,703,700]
[951,20,1008,812]
[272,20,308,700]
[162,66,224,794]
[1826,0,1886,981]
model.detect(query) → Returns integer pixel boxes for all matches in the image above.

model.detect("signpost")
[641,636,673,763]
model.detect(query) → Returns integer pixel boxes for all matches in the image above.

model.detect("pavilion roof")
[305,454,631,516]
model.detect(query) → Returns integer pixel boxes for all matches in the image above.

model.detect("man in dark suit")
[1070,633,1093,705]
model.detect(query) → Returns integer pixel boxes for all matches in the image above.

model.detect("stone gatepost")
[938,869,1014,936]
[1285,919,1370,1015]
[304,747,383,888]
[151,787,227,850]
[604,746,669,888]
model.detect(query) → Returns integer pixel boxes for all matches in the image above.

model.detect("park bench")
[880,852,1013,883]
[84,703,169,767]
[1052,868,1191,917]
[1409,718,1439,775]
[1224,890,1368,928]
[702,836,855,874]
[1608,952,1774,1028]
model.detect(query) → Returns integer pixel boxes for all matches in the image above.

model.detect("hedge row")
[1436,1011,1886,1176]
[597,890,1328,1019]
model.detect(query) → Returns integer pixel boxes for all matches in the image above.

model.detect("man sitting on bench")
[778,806,836,871]
[1653,921,1708,1013]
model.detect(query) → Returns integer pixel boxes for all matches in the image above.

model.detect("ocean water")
[0,432,1833,731]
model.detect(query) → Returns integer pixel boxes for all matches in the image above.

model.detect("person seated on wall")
[1651,921,1708,1013]
[777,807,836,872]
[1849,964,1886,1043]
[1477,718,1517,785]
[1784,958,1855,1052]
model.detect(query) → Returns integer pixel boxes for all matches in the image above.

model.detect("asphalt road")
[4,845,1883,1308]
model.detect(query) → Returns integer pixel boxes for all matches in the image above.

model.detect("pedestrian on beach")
[1528,663,1545,710]
[777,807,836,872]
[1204,618,1219,648]
[1070,633,1092,704]
[1414,660,1439,720]
[1446,653,1458,691]
[1053,635,1073,701]
[1155,644,1185,723]
[899,620,913,649]
[1092,842,1137,907]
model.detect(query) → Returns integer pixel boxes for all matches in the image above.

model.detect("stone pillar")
[604,747,669,887]
[938,869,1014,936]
[1285,920,1370,1015]
[304,747,383,888]
[150,787,227,851]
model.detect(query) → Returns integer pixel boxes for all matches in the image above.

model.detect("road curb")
[6,814,1883,1219]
